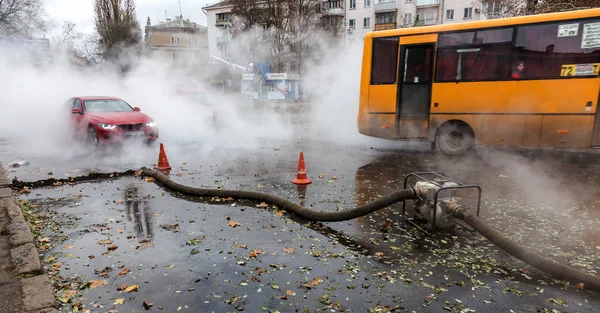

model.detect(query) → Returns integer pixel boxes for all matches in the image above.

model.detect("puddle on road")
[16,171,600,313]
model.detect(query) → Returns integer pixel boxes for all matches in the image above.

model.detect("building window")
[327,0,342,9]
[350,0,356,9]
[403,13,412,26]
[424,11,434,21]
[371,36,399,84]
[464,7,473,19]
[189,38,197,46]
[349,19,356,28]
[446,9,454,20]
[364,0,371,7]
[216,12,231,22]
[171,37,180,46]
[364,17,371,27]
[376,11,396,24]
[173,53,181,61]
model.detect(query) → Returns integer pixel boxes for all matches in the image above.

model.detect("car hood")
[86,112,151,124]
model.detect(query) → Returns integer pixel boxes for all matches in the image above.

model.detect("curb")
[0,165,58,313]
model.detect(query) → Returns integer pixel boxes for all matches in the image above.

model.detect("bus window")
[515,19,600,79]
[371,37,399,84]
[436,28,513,81]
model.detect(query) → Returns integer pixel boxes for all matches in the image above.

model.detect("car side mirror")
[72,108,81,114]
[134,107,141,111]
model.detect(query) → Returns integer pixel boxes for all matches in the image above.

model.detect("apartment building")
[202,1,234,61]
[372,0,494,31]
[144,16,209,67]
[345,0,375,45]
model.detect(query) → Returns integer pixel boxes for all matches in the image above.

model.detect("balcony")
[323,0,344,16]
[324,7,345,16]
[374,0,397,12]
[215,19,232,27]
[414,18,439,26]
[416,0,439,7]
[375,23,397,31]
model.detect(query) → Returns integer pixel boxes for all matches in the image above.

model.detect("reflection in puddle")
[124,184,154,241]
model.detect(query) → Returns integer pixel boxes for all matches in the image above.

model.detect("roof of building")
[203,1,233,10]
[147,16,207,31]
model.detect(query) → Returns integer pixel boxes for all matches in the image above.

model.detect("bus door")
[593,95,600,146]
[396,42,435,139]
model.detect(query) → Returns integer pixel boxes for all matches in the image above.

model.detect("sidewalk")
[0,164,57,313]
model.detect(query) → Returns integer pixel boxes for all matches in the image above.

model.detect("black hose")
[141,168,417,222]
[450,205,600,292]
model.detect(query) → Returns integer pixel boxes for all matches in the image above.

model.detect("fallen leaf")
[283,248,295,253]
[143,301,153,310]
[117,229,124,234]
[53,181,63,186]
[286,290,296,296]
[237,243,248,249]
[136,242,154,251]
[303,277,324,289]
[256,202,269,208]
[118,268,130,276]
[88,280,108,289]
[114,298,125,305]
[176,173,183,177]
[256,184,264,189]
[102,251,110,256]
[113,200,124,205]
[134,170,143,176]
[275,210,284,216]
[166,264,175,269]
[318,174,325,179]
[375,252,383,258]
[88,254,95,259]
[97,239,113,245]
[228,221,241,228]
[118,284,128,291]
[63,245,76,250]
[144,177,155,182]
[107,245,118,251]
[160,223,179,232]
[249,249,263,258]
[125,285,140,293]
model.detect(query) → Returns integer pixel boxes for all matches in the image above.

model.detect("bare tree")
[477,0,599,18]
[93,0,142,62]
[0,0,48,36]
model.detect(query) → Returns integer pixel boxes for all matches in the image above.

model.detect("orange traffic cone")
[292,152,311,185]
[155,143,171,171]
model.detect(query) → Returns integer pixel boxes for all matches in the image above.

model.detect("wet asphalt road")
[1,115,600,313]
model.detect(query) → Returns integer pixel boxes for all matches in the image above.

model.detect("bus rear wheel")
[436,123,474,156]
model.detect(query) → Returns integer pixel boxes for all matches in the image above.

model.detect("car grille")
[118,124,146,131]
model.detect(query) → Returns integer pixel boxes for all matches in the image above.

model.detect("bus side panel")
[431,80,598,114]
[524,116,543,147]
[360,113,397,139]
[539,115,594,148]
[480,115,526,146]
[368,85,397,113]
[358,33,374,136]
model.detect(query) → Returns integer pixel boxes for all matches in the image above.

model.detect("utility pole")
[178,0,183,18]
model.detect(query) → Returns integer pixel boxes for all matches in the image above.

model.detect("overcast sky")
[44,0,213,38]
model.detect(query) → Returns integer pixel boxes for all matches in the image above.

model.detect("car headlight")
[98,123,117,130]
[146,121,157,127]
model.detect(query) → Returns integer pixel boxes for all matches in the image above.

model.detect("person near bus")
[512,61,525,78]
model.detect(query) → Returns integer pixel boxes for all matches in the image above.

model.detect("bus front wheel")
[436,123,474,156]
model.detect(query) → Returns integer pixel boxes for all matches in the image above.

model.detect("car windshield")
[84,99,133,113]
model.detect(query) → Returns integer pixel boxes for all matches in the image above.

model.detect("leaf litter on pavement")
[14,175,600,313]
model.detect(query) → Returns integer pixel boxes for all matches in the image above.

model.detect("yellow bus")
[357,8,600,155]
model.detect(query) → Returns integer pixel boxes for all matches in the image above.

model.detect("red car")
[67,96,158,146]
